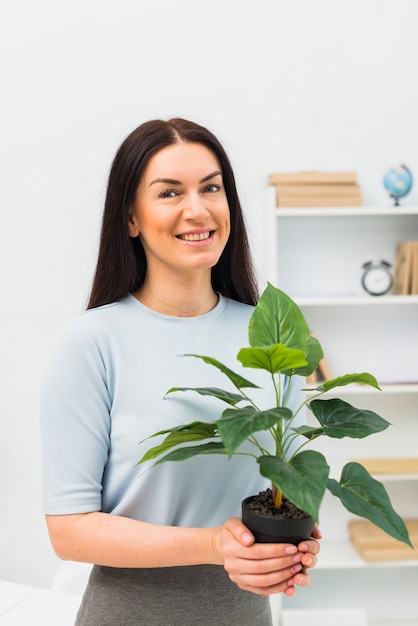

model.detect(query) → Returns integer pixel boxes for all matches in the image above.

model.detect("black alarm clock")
[361,260,393,296]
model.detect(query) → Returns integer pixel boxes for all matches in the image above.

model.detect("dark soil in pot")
[242,488,315,545]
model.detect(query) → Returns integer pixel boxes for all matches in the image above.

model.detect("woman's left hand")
[284,525,322,597]
[216,518,321,596]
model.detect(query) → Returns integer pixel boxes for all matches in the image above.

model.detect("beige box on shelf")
[349,519,418,562]
[353,457,418,475]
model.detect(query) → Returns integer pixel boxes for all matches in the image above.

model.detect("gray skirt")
[75,564,273,626]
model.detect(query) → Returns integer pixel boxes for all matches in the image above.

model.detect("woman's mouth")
[177,231,213,242]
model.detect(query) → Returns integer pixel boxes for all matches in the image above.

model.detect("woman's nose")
[183,193,209,220]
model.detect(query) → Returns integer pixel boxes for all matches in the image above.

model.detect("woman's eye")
[159,189,177,199]
[202,183,221,193]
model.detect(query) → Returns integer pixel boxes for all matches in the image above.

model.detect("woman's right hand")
[214,517,321,596]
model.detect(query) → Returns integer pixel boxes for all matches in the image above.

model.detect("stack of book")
[349,458,418,560]
[349,518,418,561]
[269,171,363,207]
[392,241,418,295]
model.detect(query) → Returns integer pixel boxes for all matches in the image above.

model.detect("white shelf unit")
[266,193,418,624]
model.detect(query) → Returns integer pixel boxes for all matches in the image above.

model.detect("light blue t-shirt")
[40,294,304,528]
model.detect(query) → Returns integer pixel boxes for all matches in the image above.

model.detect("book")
[349,518,418,561]
[276,194,363,208]
[392,241,414,295]
[269,171,358,185]
[410,241,418,295]
[306,334,333,383]
[352,457,418,474]
[275,183,362,197]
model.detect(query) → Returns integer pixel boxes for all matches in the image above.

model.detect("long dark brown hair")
[87,118,259,309]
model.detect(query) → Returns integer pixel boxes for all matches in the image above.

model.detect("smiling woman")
[127,142,231,315]
[39,118,321,626]
[87,118,259,311]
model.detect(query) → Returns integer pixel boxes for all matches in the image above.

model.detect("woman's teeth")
[179,232,211,241]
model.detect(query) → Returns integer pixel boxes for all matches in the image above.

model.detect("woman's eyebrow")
[149,177,181,187]
[199,170,222,183]
[149,170,222,187]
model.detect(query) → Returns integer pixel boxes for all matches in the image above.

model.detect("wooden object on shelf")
[349,519,418,561]
[268,171,358,185]
[353,457,418,475]
[273,183,361,197]
[268,171,362,207]
[275,193,362,207]
[306,332,333,384]
[306,357,333,385]
[392,240,418,295]
[317,357,333,382]
[305,371,318,384]
[392,241,412,294]
[411,241,418,295]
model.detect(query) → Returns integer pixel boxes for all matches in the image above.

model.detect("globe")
[383,165,413,206]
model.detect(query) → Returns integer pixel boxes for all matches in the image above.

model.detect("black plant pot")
[242,495,315,545]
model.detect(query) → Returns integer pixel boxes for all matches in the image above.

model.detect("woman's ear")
[127,211,140,237]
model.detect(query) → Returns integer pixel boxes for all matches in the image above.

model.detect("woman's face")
[128,142,230,281]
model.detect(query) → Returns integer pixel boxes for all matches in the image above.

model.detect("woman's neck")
[132,275,219,317]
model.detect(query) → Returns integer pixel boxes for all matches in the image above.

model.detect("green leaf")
[309,398,391,438]
[292,424,324,440]
[153,442,227,465]
[137,421,218,464]
[248,283,311,352]
[258,450,330,522]
[139,420,217,441]
[327,463,412,547]
[321,372,381,392]
[181,354,260,389]
[237,345,307,374]
[165,386,245,406]
[285,335,323,377]
[218,406,292,456]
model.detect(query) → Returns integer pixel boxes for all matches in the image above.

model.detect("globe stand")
[384,165,413,208]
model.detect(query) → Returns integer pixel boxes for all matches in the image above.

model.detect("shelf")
[316,539,418,570]
[308,456,418,482]
[353,458,418,474]
[350,458,418,482]
[307,383,418,395]
[296,295,418,306]
[370,473,418,482]
[371,621,418,626]
[270,193,418,622]
[275,206,418,217]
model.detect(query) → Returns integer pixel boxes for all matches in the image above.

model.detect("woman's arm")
[46,512,223,567]
[46,512,320,596]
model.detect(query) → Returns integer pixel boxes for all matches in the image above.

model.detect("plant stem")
[271,372,281,408]
[248,434,270,456]
[272,485,283,508]
[235,388,260,411]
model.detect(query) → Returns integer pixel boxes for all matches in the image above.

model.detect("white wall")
[1,0,417,588]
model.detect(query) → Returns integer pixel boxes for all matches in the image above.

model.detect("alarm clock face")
[361,261,393,296]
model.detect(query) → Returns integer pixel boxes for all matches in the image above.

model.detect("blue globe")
[383,165,413,205]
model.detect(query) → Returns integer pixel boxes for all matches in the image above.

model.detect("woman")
[40,118,320,625]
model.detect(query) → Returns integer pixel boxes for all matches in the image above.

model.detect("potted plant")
[138,283,412,548]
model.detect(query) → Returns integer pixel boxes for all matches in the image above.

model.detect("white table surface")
[0,580,81,625]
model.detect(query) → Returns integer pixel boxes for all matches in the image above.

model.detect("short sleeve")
[40,319,112,514]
